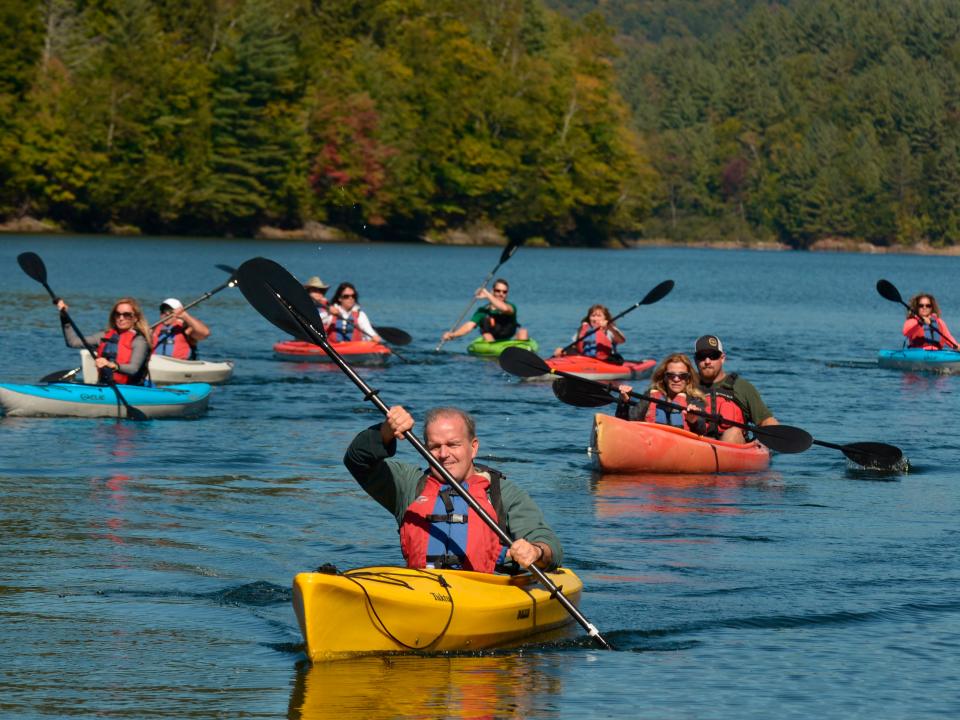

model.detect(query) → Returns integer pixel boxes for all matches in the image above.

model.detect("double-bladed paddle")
[435,238,525,352]
[235,256,613,651]
[555,280,675,357]
[876,279,959,350]
[18,251,148,421]
[39,264,242,383]
[533,353,903,469]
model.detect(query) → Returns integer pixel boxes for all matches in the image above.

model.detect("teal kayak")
[877,348,960,374]
[467,338,539,358]
[0,382,212,418]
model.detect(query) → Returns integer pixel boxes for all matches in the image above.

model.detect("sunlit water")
[2,236,958,718]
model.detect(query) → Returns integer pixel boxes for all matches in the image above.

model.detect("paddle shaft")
[152,276,237,330]
[269,289,613,650]
[435,244,520,352]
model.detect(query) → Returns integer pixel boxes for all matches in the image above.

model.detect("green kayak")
[467,338,539,358]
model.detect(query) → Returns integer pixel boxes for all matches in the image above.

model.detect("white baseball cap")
[160,297,183,311]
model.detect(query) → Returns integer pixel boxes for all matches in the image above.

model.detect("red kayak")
[526,355,656,382]
[273,340,392,366]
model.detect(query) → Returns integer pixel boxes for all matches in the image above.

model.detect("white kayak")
[81,350,234,386]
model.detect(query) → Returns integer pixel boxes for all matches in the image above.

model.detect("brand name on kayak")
[430,592,451,603]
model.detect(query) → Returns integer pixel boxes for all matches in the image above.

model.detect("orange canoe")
[525,355,656,382]
[589,414,771,474]
[273,340,392,365]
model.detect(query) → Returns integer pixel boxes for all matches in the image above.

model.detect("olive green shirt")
[344,425,563,569]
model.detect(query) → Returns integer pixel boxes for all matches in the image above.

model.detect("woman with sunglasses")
[552,304,625,359]
[56,297,151,385]
[326,283,383,344]
[904,293,958,350]
[615,353,705,431]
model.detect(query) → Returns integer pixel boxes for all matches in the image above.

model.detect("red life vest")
[576,322,616,360]
[152,322,196,360]
[699,379,746,438]
[399,472,504,573]
[643,390,695,429]
[96,329,146,385]
[905,316,947,350]
[327,310,363,342]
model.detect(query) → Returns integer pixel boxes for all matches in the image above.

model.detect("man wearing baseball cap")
[153,298,211,360]
[693,334,779,443]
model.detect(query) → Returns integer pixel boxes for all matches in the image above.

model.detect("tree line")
[2,0,958,248]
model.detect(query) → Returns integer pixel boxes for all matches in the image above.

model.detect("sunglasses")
[665,372,690,381]
[918,303,932,308]
[339,293,356,299]
[114,311,136,319]
[695,351,722,362]
[492,288,508,295]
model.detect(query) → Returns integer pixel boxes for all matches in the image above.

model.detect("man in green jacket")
[344,405,561,573]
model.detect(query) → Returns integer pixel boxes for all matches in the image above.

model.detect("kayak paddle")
[876,279,959,350]
[555,280,675,357]
[39,265,241,384]
[18,251,148,421]
[373,326,412,346]
[435,238,525,351]
[542,367,811,455]
[544,357,903,468]
[236,256,613,651]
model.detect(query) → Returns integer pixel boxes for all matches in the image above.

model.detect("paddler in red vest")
[441,279,530,343]
[693,335,779,443]
[56,297,151,385]
[326,282,383,344]
[903,293,958,350]
[553,304,625,359]
[615,353,706,431]
[152,298,210,360]
[344,405,561,573]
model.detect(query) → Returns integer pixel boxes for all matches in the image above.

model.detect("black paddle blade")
[499,237,524,265]
[375,326,412,346]
[17,252,47,283]
[640,279,674,306]
[40,367,81,383]
[553,377,616,407]
[841,442,904,469]
[499,347,550,377]
[236,257,326,343]
[755,425,813,454]
[216,264,238,276]
[876,279,903,304]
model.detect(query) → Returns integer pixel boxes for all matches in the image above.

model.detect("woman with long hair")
[615,353,704,430]
[57,296,151,385]
[903,292,958,350]
[553,304,625,360]
[326,282,383,343]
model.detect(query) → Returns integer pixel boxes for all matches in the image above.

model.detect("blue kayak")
[877,348,960,374]
[0,382,212,418]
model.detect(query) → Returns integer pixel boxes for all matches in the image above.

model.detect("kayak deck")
[590,414,770,474]
[81,350,234,385]
[877,348,960,374]
[292,565,582,660]
[0,382,211,419]
[273,340,392,365]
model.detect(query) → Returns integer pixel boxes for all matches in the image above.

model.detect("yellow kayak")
[292,565,583,661]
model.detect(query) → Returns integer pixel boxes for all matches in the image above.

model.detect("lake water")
[2,235,959,719]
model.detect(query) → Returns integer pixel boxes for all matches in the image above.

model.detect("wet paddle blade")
[40,367,81,383]
[17,251,47,283]
[498,237,524,266]
[876,279,903,304]
[640,279,674,306]
[236,257,326,343]
[553,377,616,407]
[375,326,412,346]
[498,346,550,377]
[755,425,813,454]
[841,442,904,469]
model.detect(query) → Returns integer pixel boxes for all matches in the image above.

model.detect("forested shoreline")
[2,0,959,249]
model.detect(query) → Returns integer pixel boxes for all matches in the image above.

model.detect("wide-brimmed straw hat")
[303,276,330,291]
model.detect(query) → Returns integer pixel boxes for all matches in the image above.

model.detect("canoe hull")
[81,350,234,385]
[292,565,582,660]
[877,348,960,374]
[466,338,539,358]
[0,382,211,419]
[273,340,391,366]
[526,355,656,382]
[590,414,771,474]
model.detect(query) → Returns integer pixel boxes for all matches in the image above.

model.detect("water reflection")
[590,471,783,518]
[288,653,563,720]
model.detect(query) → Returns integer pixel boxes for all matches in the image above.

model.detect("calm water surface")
[2,236,959,719]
